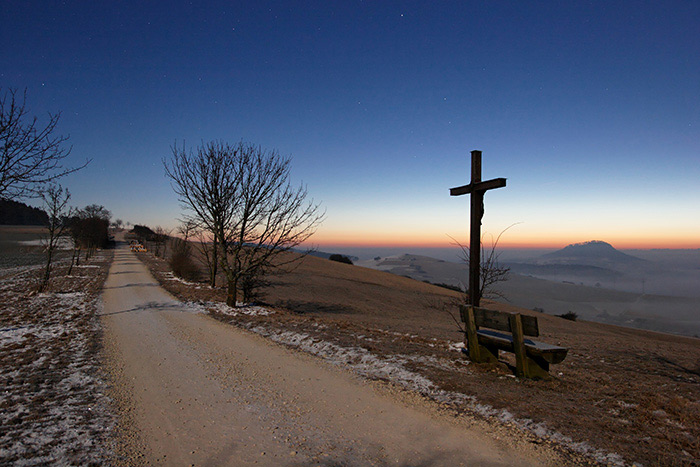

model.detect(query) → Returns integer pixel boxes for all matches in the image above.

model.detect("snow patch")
[448,341,466,352]
[242,323,627,467]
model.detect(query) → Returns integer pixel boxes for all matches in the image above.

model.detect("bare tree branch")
[164,140,324,306]
[0,88,89,200]
[38,185,72,292]
[449,223,518,305]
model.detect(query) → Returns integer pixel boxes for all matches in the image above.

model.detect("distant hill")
[130,225,158,241]
[0,199,48,226]
[539,241,645,267]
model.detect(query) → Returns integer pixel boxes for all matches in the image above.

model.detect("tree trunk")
[210,238,218,287]
[226,277,238,307]
[39,248,53,293]
[67,248,76,275]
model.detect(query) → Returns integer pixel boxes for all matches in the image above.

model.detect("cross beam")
[450,150,506,307]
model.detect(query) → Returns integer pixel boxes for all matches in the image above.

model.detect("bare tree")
[38,185,72,292]
[169,218,203,281]
[439,226,515,338]
[152,226,171,258]
[455,234,511,303]
[177,218,198,242]
[0,88,89,200]
[70,204,111,262]
[194,229,218,287]
[164,140,324,306]
[67,211,84,274]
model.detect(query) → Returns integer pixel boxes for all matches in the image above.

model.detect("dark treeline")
[65,204,112,274]
[0,199,49,225]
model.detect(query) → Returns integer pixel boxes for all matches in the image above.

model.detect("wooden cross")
[450,150,506,307]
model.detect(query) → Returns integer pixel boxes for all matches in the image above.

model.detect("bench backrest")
[460,305,539,337]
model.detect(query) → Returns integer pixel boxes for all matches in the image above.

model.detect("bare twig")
[0,88,89,200]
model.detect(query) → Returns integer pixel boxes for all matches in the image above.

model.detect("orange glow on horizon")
[309,232,699,250]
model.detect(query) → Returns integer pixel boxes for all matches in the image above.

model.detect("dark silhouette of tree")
[164,140,323,306]
[434,227,514,336]
[0,199,49,225]
[152,226,171,258]
[0,88,88,200]
[81,204,111,260]
[194,230,218,288]
[451,225,515,304]
[68,204,111,267]
[177,218,198,242]
[38,185,72,292]
[329,254,353,265]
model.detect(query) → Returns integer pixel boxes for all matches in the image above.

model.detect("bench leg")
[524,355,551,380]
[509,314,529,378]
[466,338,498,363]
[464,305,499,363]
[479,343,499,363]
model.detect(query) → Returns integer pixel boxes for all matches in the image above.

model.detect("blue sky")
[3,1,699,248]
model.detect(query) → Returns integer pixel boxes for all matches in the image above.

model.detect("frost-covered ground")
[159,295,625,465]
[0,251,114,465]
[213,305,625,466]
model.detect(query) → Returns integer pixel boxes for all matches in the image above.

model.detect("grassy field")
[0,226,48,270]
[0,226,115,465]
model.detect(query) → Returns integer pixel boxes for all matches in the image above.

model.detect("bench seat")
[477,329,568,364]
[460,305,569,379]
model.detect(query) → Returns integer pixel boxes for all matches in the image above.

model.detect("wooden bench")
[459,305,568,379]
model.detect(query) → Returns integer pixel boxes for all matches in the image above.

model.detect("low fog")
[353,243,700,338]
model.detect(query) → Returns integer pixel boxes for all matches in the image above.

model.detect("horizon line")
[306,241,700,250]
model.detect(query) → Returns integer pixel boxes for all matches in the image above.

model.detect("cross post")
[450,150,506,307]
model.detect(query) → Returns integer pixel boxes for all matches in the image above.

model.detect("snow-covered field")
[0,251,115,465]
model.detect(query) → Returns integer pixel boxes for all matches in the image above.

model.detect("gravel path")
[101,242,551,466]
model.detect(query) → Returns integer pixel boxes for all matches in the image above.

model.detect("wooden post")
[450,150,506,308]
[469,150,482,307]
[464,305,481,362]
[509,313,529,378]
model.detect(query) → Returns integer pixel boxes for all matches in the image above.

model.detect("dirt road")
[101,243,554,466]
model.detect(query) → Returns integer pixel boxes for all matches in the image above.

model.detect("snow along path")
[101,243,553,466]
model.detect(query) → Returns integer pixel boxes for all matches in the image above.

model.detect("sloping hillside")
[138,248,700,466]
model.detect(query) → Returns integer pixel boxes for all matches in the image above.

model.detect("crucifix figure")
[450,150,506,307]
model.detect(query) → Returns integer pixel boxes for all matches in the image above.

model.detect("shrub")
[132,224,157,242]
[532,307,545,313]
[558,311,578,321]
[329,254,353,265]
[169,239,201,282]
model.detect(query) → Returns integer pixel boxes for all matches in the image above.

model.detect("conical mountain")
[539,240,645,267]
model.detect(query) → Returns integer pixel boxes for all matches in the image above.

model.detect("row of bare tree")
[1,88,88,202]
[38,185,112,292]
[0,88,107,292]
[164,140,324,306]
